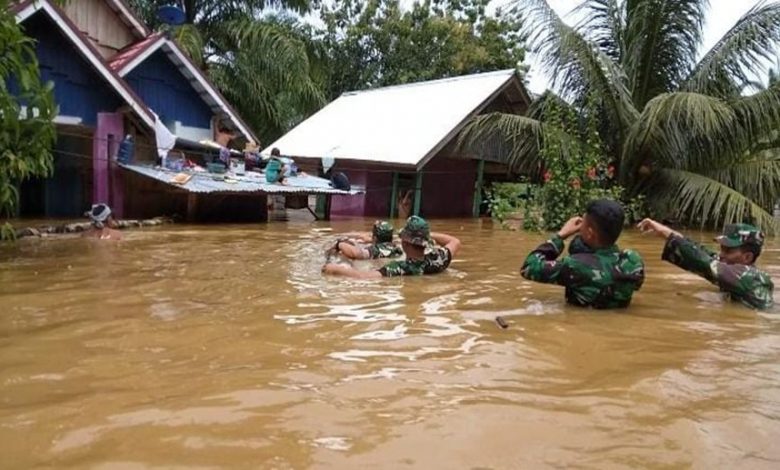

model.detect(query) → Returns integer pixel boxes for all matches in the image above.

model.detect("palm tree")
[460,0,780,230]
[129,0,325,142]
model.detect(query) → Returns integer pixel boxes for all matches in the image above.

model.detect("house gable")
[61,0,142,59]
[18,12,125,126]
[125,49,214,130]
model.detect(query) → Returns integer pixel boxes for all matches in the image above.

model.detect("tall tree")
[128,0,325,143]
[318,0,527,99]
[0,0,57,237]
[460,0,780,230]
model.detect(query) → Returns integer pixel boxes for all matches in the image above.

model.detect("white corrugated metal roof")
[262,70,522,168]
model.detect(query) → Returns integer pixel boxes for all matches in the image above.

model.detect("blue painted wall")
[18,13,124,126]
[126,50,213,128]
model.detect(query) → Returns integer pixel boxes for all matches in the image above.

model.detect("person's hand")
[637,218,676,239]
[557,216,583,239]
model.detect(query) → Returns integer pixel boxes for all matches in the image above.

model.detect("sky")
[524,0,766,94]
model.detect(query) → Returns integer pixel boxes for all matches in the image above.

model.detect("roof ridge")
[341,69,517,97]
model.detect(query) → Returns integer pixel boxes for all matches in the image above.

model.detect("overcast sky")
[524,0,767,93]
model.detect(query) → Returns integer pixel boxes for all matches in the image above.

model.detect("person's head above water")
[86,203,116,229]
[372,220,394,244]
[398,215,430,257]
[579,199,625,248]
[715,223,764,265]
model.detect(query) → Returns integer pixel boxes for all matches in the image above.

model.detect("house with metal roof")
[10,0,351,222]
[264,69,531,219]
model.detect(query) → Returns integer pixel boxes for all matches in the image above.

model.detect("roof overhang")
[414,72,526,170]
[104,0,150,38]
[14,0,155,128]
[114,37,259,144]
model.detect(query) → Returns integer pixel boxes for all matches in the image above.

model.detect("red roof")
[108,32,165,72]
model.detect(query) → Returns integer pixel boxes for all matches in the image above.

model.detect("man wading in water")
[82,204,122,241]
[322,216,460,278]
[637,218,774,310]
[521,199,645,308]
[326,221,403,260]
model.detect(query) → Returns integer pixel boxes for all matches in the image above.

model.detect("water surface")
[1,219,779,469]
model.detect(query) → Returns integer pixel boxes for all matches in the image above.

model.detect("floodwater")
[1,219,780,469]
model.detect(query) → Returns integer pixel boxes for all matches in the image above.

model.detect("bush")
[491,96,645,232]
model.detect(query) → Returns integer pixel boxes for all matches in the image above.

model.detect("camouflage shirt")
[366,242,403,259]
[521,235,645,309]
[379,247,452,277]
[662,235,774,310]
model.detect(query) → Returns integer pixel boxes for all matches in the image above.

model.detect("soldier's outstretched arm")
[332,239,371,260]
[430,232,461,257]
[322,263,383,279]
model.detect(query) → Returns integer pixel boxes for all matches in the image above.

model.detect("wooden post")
[473,159,485,218]
[413,171,422,216]
[324,194,332,221]
[186,193,198,222]
[389,171,399,218]
[106,134,115,207]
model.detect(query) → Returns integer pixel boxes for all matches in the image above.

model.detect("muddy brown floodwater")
[1,219,780,469]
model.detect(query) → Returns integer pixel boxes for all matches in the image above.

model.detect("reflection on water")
[1,219,780,469]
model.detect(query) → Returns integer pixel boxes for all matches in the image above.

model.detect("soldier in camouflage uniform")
[327,221,403,260]
[521,199,645,309]
[323,216,461,279]
[637,218,774,310]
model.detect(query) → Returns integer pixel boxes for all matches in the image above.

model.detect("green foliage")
[484,181,534,227]
[520,97,643,231]
[207,16,326,141]
[0,3,57,239]
[317,0,528,98]
[460,0,780,232]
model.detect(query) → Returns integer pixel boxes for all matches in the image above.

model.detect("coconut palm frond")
[653,168,779,233]
[458,113,545,174]
[684,1,780,97]
[573,0,626,62]
[209,18,325,141]
[698,151,780,209]
[518,0,638,134]
[622,92,746,176]
[623,0,707,108]
[732,81,780,144]
[172,24,204,66]
[457,112,585,174]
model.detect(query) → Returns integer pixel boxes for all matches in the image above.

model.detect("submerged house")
[263,70,531,219]
[11,0,354,222]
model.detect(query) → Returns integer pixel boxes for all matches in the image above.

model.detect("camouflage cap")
[372,220,394,243]
[399,215,430,247]
[715,223,765,248]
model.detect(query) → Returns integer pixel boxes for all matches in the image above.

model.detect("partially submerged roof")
[263,70,530,170]
[122,164,363,196]
[110,34,258,143]
[13,0,155,128]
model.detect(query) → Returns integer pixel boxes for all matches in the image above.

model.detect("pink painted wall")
[364,169,393,217]
[421,157,476,218]
[93,112,124,216]
[330,169,367,217]
[328,157,477,219]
